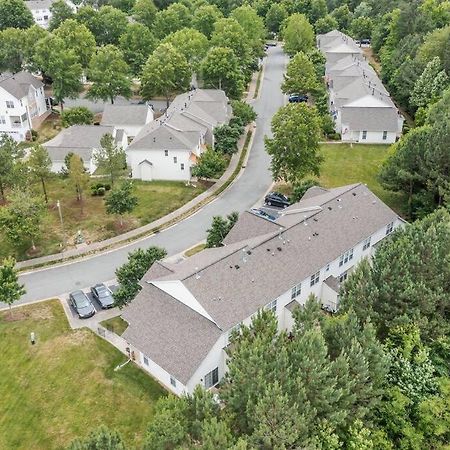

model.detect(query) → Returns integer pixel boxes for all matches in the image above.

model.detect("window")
[6,101,14,109]
[386,222,394,235]
[164,150,168,156]
[43,15,48,19]
[363,237,371,251]
[291,283,302,300]
[181,163,185,170]
[382,130,387,140]
[0,116,5,125]
[173,156,177,163]
[170,376,176,387]
[339,248,354,267]
[265,299,277,313]
[310,270,320,287]
[326,263,330,271]
[143,356,149,366]
[362,130,367,140]
[339,272,348,283]
[204,367,219,389]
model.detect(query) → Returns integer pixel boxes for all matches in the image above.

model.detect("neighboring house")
[120,183,405,395]
[25,0,78,29]
[43,125,127,174]
[0,72,49,142]
[127,89,231,182]
[318,30,404,143]
[100,104,154,139]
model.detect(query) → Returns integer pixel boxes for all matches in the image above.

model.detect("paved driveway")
[13,46,288,305]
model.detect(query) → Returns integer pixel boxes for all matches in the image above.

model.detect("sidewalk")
[17,69,262,271]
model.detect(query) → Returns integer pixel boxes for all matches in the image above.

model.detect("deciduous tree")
[153,3,192,39]
[87,45,132,104]
[192,4,222,38]
[95,133,126,186]
[0,0,33,30]
[0,135,24,202]
[49,0,74,31]
[206,212,238,247]
[191,148,226,180]
[61,107,94,127]
[315,14,338,34]
[105,181,138,227]
[282,13,315,57]
[68,154,89,212]
[0,257,26,314]
[265,3,288,34]
[282,51,320,95]
[28,144,52,204]
[265,103,322,185]
[131,0,157,28]
[350,16,374,41]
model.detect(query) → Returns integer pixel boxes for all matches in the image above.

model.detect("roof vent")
[328,206,332,211]
[372,200,377,204]
[337,198,342,202]
[313,217,318,222]
[271,252,275,256]
[235,264,240,269]
[352,192,357,196]
[266,248,271,252]
[277,247,282,251]
[246,250,252,255]
[308,236,311,241]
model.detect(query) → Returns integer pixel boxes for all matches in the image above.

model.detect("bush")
[91,182,111,196]
[292,179,321,202]
[230,100,257,126]
[321,114,336,136]
[30,129,38,141]
[214,124,242,155]
[61,107,94,128]
[191,148,227,179]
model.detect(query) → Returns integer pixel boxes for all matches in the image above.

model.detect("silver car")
[90,283,115,309]
[69,290,96,318]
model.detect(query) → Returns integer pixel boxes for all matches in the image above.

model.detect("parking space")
[62,284,120,329]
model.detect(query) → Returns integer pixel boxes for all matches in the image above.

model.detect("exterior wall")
[128,148,197,181]
[321,283,339,311]
[341,127,397,144]
[29,7,52,28]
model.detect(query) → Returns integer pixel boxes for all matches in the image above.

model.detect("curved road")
[17,46,287,303]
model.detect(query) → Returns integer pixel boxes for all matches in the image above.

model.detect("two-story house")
[0,72,49,142]
[25,0,78,29]
[126,89,232,182]
[120,183,405,395]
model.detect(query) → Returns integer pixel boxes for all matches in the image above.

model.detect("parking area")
[60,283,121,330]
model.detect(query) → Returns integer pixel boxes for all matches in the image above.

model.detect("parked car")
[265,41,277,47]
[69,290,96,318]
[91,283,115,309]
[288,93,308,103]
[250,208,276,221]
[264,192,290,208]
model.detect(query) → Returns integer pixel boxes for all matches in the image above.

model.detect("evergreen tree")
[67,426,126,450]
[0,257,26,315]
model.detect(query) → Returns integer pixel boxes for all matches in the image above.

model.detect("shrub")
[61,107,94,128]
[191,148,227,179]
[30,129,38,141]
[91,182,110,196]
[230,100,257,126]
[292,179,321,202]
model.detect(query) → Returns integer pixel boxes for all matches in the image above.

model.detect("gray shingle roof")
[43,125,114,162]
[25,0,53,10]
[101,104,150,127]
[341,103,400,131]
[0,71,43,99]
[121,185,400,384]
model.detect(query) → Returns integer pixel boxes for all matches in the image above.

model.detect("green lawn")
[0,300,165,450]
[318,143,407,216]
[0,178,207,261]
[100,316,129,336]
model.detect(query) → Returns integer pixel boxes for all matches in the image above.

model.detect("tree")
[315,14,338,34]
[309,0,328,24]
[49,0,74,31]
[60,107,94,127]
[163,28,209,69]
[191,148,226,179]
[282,13,315,57]
[86,45,132,104]
[192,4,223,39]
[22,25,49,72]
[201,47,244,99]
[141,43,192,107]
[105,181,138,227]
[0,0,33,30]
[68,154,89,213]
[282,51,320,95]
[114,246,167,307]
[426,86,450,125]
[132,0,157,28]
[211,18,251,65]
[265,3,288,34]
[90,6,128,46]
[54,19,96,68]
[230,100,257,125]
[265,103,322,185]
[0,27,26,72]
[0,257,26,315]
[0,190,46,251]
[119,23,157,76]
[153,3,192,39]
[199,418,234,449]
[0,135,24,202]
[28,144,52,204]
[331,4,353,31]
[95,134,126,187]
[213,123,242,154]
[416,25,450,75]
[350,16,374,42]
[231,5,265,58]
[354,1,372,18]
[34,35,82,111]
[67,426,126,450]
[206,212,238,248]
[411,57,449,107]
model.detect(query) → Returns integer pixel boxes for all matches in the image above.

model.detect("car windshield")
[97,288,110,298]
[74,294,89,308]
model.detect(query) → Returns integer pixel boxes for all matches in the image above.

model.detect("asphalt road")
[16,46,287,304]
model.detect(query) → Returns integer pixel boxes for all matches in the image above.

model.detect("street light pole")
[56,200,66,249]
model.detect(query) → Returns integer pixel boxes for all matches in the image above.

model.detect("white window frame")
[339,272,348,283]
[164,150,168,156]
[386,222,394,235]
[362,130,367,140]
[291,283,302,300]
[143,356,149,366]
[382,130,387,140]
[310,270,320,287]
[6,101,14,109]
[339,248,354,267]
[180,163,185,170]
[265,299,277,313]
[0,116,5,124]
[363,236,371,251]
[173,156,177,164]
[204,367,219,389]
[170,376,176,387]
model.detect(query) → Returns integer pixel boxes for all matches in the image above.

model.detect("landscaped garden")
[0,300,165,449]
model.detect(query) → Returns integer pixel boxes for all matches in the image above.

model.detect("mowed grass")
[100,316,129,336]
[0,300,166,450]
[0,178,207,261]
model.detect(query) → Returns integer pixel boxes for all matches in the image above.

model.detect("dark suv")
[264,192,290,208]
[288,93,308,103]
[69,290,96,319]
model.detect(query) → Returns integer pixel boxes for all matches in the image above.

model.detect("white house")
[43,125,128,174]
[25,0,78,29]
[0,72,49,142]
[126,89,231,182]
[120,183,405,395]
[318,30,404,143]
[100,103,154,139]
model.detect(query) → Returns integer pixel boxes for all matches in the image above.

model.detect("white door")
[140,161,153,181]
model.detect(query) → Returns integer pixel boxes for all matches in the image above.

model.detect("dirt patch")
[1,303,54,322]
